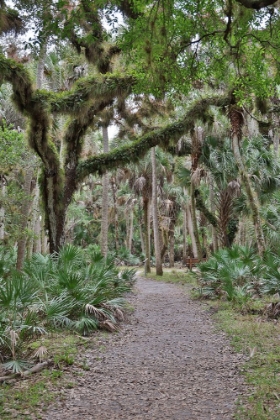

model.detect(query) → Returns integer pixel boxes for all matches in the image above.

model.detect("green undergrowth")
[0,331,111,419]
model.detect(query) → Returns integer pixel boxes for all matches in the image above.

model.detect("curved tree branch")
[77,95,231,180]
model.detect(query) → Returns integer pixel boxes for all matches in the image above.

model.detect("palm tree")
[100,125,110,257]
[131,157,153,273]
[190,127,204,260]
[161,183,183,267]
[229,105,265,256]
[151,147,163,275]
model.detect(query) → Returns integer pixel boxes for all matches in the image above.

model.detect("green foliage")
[0,244,136,371]
[198,244,280,303]
[114,246,140,266]
[198,245,262,302]
[0,121,28,173]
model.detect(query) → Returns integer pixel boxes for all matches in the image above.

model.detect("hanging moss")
[50,74,135,115]
[77,94,231,180]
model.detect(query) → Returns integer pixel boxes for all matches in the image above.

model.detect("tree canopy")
[1,0,280,251]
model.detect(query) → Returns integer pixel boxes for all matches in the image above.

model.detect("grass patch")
[0,331,109,419]
[204,299,280,420]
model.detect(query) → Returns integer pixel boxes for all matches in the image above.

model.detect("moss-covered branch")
[77,95,231,180]
[50,74,134,114]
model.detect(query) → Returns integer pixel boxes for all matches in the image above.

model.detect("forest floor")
[37,274,247,420]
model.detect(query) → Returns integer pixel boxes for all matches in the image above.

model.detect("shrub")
[0,244,136,371]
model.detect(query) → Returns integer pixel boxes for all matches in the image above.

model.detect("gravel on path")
[45,276,246,420]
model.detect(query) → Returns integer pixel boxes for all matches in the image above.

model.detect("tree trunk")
[138,206,145,256]
[182,207,187,265]
[169,219,175,267]
[209,175,218,252]
[190,127,203,260]
[143,197,151,273]
[27,180,41,258]
[125,205,134,253]
[16,168,34,270]
[229,106,265,257]
[151,147,163,275]
[111,176,119,251]
[190,184,202,259]
[100,126,109,257]
[186,203,198,258]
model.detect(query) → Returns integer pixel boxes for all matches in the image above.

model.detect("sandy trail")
[45,276,245,420]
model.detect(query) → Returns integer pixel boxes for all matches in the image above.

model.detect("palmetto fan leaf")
[39,294,73,328]
[72,316,98,335]
[0,243,136,363]
[3,359,31,374]
[56,243,83,269]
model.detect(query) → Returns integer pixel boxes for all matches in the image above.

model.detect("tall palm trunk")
[209,175,218,252]
[100,126,109,257]
[138,205,145,256]
[229,105,265,257]
[126,206,134,253]
[151,147,163,275]
[143,197,151,273]
[182,207,187,265]
[169,218,175,267]
[16,168,34,270]
[190,128,203,260]
[190,184,202,259]
[111,176,119,251]
[186,203,198,258]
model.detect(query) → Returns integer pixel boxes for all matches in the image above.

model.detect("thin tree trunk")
[41,229,48,254]
[190,127,203,260]
[143,197,151,273]
[128,208,134,252]
[209,175,218,252]
[230,106,265,257]
[151,147,163,275]
[182,208,187,265]
[16,168,34,270]
[111,176,119,251]
[27,180,41,258]
[138,206,145,256]
[186,203,198,258]
[169,219,175,267]
[190,184,202,259]
[100,126,109,257]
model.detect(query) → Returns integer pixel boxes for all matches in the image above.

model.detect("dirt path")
[45,277,246,420]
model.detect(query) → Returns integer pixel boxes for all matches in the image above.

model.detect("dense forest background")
[1,0,280,360]
[2,0,280,274]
